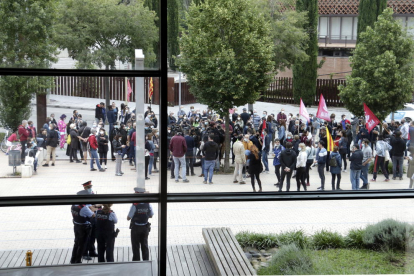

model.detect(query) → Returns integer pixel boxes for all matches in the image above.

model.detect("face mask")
[263,114,266,117]
[238,117,241,120]
[145,127,148,130]
[288,136,292,139]
[87,188,92,194]
[244,138,248,142]
[288,116,291,119]
[202,128,205,131]
[100,131,104,135]
[295,123,299,126]
[93,124,97,128]
[205,122,208,125]
[191,109,194,111]
[168,130,171,133]
[184,117,187,119]
[281,111,284,114]
[275,143,280,147]
[254,112,257,115]
[196,119,199,122]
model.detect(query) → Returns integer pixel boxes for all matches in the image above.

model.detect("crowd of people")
[6,103,414,191]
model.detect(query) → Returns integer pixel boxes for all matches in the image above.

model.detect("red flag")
[299,98,310,122]
[148,77,154,102]
[127,79,132,102]
[363,103,380,132]
[261,120,267,150]
[316,94,331,121]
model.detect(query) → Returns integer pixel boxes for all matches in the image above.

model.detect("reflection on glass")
[0,76,159,196]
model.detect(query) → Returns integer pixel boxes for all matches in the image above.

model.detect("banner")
[149,77,154,102]
[316,94,331,121]
[299,98,310,122]
[363,103,380,132]
[127,79,132,102]
[326,126,335,152]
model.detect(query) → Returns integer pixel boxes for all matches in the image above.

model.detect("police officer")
[77,181,99,260]
[127,187,154,261]
[70,202,96,264]
[96,204,118,262]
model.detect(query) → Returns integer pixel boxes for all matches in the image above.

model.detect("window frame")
[2,2,414,276]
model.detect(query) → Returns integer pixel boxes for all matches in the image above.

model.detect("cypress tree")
[168,0,179,71]
[292,0,318,106]
[356,0,387,43]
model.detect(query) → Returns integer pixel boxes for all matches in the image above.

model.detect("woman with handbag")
[58,114,67,149]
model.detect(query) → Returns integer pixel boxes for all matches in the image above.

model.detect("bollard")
[26,250,32,266]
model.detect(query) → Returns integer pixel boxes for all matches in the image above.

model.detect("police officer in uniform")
[77,181,100,260]
[127,187,154,261]
[96,204,118,262]
[70,203,95,264]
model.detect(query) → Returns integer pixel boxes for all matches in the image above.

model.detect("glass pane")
[396,17,407,28]
[341,17,353,40]
[353,17,358,40]
[0,75,160,196]
[331,17,341,40]
[169,200,414,275]
[0,203,158,268]
[319,17,329,38]
[0,0,160,70]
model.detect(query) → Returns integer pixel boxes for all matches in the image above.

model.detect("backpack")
[329,154,338,167]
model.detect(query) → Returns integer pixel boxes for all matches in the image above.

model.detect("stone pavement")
[1,150,414,251]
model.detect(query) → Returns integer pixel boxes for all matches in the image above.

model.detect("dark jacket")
[390,136,406,157]
[70,129,79,150]
[263,134,271,153]
[97,134,109,153]
[107,109,117,124]
[185,135,195,151]
[112,139,123,154]
[45,129,59,148]
[202,140,219,161]
[240,112,251,126]
[248,152,262,174]
[279,148,297,171]
[95,104,105,120]
[350,149,363,170]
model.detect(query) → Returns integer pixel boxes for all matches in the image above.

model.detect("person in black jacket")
[69,124,81,163]
[278,142,297,192]
[262,128,271,173]
[248,145,262,192]
[202,134,219,184]
[349,145,363,190]
[42,124,59,167]
[95,102,105,124]
[98,129,109,169]
[113,134,125,176]
[390,131,406,180]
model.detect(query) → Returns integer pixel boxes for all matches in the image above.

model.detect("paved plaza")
[0,95,414,252]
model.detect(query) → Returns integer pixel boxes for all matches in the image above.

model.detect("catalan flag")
[148,77,154,103]
[326,126,335,152]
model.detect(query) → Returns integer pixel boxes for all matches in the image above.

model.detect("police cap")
[82,181,92,187]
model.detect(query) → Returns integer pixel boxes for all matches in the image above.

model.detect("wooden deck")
[0,245,216,276]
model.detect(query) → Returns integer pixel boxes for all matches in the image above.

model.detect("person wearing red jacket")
[18,120,30,162]
[88,129,105,172]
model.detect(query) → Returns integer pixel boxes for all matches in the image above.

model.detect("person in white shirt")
[296,143,307,191]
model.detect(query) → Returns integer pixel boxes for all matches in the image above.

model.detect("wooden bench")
[202,227,257,276]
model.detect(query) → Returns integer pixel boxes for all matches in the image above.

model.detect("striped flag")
[261,120,267,150]
[326,126,335,152]
[148,77,154,103]
[127,79,132,102]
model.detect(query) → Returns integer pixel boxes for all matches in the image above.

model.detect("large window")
[318,16,358,42]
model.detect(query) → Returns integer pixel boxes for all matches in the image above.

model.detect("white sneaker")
[104,165,107,169]
[265,171,269,174]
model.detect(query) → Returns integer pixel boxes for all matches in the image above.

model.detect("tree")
[339,8,414,122]
[356,0,387,43]
[56,0,158,106]
[179,0,275,171]
[292,0,322,106]
[0,0,58,129]
[168,0,179,70]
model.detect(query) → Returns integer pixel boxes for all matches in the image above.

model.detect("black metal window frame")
[2,1,414,275]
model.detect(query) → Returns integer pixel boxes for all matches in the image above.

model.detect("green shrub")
[259,244,313,275]
[344,228,365,249]
[368,162,405,174]
[363,219,414,251]
[276,230,310,249]
[235,231,278,250]
[312,230,345,250]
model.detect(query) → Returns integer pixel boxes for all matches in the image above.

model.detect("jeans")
[350,169,361,190]
[392,156,404,178]
[275,165,281,184]
[201,157,205,174]
[129,141,135,165]
[90,149,102,170]
[296,167,307,191]
[204,160,215,183]
[99,151,107,166]
[279,169,292,192]
[360,163,369,185]
[331,173,341,190]
[185,150,195,175]
[149,155,154,175]
[173,155,187,181]
[262,150,269,171]
[318,164,325,189]
[404,139,409,156]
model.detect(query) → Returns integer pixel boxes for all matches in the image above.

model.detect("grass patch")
[259,248,414,275]
[236,230,310,250]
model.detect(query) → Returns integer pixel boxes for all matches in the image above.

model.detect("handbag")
[67,134,71,145]
[385,149,390,162]
[25,156,34,166]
